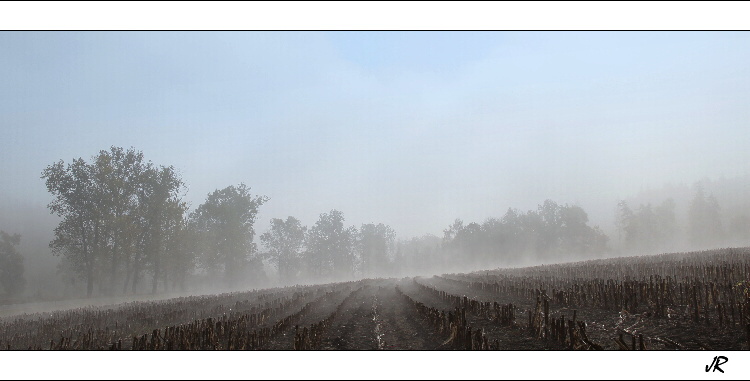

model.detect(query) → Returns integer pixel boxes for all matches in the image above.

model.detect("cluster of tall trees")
[615,199,677,253]
[439,200,609,270]
[33,147,625,295]
[0,230,25,297]
[687,186,724,248]
[42,147,187,296]
[392,234,442,277]
[34,146,750,298]
[190,184,268,287]
[39,146,400,297]
[41,147,267,297]
[259,211,396,284]
[259,202,612,283]
[615,184,749,253]
[333,200,610,278]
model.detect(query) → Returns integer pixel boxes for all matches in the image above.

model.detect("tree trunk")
[81,216,93,298]
[110,237,118,296]
[151,232,162,295]
[122,245,131,295]
[86,262,94,298]
[94,220,102,297]
[152,256,160,295]
[225,258,235,288]
[132,250,141,294]
[123,266,131,294]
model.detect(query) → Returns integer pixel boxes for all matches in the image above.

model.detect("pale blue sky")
[2,31,750,240]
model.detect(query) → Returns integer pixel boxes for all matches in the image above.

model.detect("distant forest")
[1,146,749,300]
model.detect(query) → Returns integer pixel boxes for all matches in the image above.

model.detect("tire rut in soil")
[318,286,379,350]
[377,284,446,350]
[263,288,353,350]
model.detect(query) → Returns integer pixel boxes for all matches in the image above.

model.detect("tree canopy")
[41,147,187,297]
[260,216,307,284]
[191,184,268,286]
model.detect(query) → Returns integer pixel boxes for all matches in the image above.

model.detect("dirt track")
[315,282,447,350]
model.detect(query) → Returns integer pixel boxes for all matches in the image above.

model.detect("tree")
[442,218,465,268]
[519,209,544,259]
[481,218,507,267]
[458,222,483,268]
[160,200,193,293]
[537,200,563,256]
[358,223,395,278]
[442,219,464,244]
[501,208,528,263]
[0,231,25,296]
[42,157,101,297]
[393,234,441,276]
[260,216,307,284]
[615,200,633,248]
[90,146,146,295]
[191,184,268,287]
[305,210,357,282]
[653,198,677,251]
[688,185,723,248]
[136,165,186,294]
[627,204,658,251]
[43,147,189,297]
[440,201,608,267]
[729,214,750,246]
[618,199,675,254]
[127,163,187,295]
[558,203,607,257]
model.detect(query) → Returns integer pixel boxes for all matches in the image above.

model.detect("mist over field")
[2,31,750,309]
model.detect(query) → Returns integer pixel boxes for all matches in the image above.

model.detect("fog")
[2,31,750,307]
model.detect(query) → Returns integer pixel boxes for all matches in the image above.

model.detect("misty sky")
[2,31,750,242]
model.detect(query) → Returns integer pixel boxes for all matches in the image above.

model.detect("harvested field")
[2,248,749,350]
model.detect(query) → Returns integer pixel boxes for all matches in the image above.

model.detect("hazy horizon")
[3,31,750,297]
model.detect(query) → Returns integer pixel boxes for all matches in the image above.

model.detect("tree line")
[1,145,747,299]
[385,200,610,277]
[441,200,609,270]
[36,146,402,297]
[260,212,397,285]
[40,146,282,297]
[615,183,749,255]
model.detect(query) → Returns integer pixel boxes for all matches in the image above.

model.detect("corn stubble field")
[2,248,750,351]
